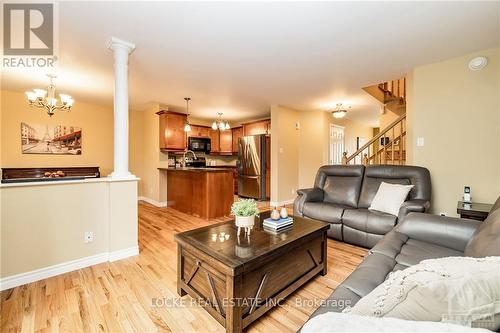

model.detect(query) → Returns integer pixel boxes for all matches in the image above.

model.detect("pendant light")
[184,97,191,132]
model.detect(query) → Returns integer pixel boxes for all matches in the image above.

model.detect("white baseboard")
[109,246,139,262]
[269,199,295,207]
[138,196,168,207]
[0,246,139,291]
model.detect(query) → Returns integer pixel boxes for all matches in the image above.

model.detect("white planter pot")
[235,215,255,228]
[235,215,255,236]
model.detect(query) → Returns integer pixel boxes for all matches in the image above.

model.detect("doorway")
[329,124,345,165]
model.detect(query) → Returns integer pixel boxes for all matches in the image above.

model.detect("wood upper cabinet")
[209,129,220,153]
[189,125,210,138]
[219,130,233,153]
[209,129,233,154]
[232,127,243,153]
[242,119,270,136]
[157,111,187,151]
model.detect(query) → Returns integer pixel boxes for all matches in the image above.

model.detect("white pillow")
[302,313,491,333]
[369,182,414,216]
[345,256,500,331]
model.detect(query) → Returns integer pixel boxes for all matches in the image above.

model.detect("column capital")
[106,37,136,54]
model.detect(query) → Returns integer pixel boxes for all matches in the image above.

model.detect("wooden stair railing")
[344,113,406,166]
[379,78,406,104]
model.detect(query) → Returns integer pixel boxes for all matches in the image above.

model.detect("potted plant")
[231,199,259,236]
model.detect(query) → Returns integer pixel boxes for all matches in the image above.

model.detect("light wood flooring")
[0,202,367,333]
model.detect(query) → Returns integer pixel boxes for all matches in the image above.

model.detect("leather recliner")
[294,165,432,248]
[305,195,500,329]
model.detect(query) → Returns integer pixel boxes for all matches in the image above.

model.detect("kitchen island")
[159,167,234,219]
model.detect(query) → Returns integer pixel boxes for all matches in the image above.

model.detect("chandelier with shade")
[331,103,350,119]
[212,113,230,131]
[25,74,74,117]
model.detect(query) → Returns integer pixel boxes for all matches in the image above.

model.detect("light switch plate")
[417,137,425,147]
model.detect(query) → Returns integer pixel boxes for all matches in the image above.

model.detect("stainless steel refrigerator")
[237,135,269,200]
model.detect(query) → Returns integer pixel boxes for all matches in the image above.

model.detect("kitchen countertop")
[158,167,236,172]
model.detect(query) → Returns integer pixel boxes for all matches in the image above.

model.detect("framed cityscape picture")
[21,122,82,155]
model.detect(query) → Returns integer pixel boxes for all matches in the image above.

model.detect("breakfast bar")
[159,167,234,219]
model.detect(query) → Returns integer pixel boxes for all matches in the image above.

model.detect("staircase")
[344,78,407,166]
[362,78,406,115]
[344,114,406,165]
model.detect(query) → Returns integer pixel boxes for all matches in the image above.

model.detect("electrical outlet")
[439,212,448,217]
[417,137,425,147]
[84,231,94,243]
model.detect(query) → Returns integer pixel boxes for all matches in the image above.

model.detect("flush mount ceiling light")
[183,97,191,132]
[468,56,488,71]
[331,103,350,119]
[25,74,74,117]
[212,112,230,131]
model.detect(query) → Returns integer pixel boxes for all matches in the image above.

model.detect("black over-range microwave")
[188,137,211,153]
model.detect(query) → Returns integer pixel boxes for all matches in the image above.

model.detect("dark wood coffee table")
[175,211,329,333]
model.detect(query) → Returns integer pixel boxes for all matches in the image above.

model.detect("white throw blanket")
[301,313,491,333]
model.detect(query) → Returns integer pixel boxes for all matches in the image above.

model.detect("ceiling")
[2,1,499,126]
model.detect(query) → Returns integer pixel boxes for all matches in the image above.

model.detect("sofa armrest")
[395,212,481,252]
[293,188,324,216]
[398,199,430,221]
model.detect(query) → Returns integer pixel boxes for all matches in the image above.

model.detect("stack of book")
[263,217,293,234]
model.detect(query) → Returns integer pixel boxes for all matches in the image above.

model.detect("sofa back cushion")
[358,166,431,209]
[464,196,500,257]
[314,165,365,207]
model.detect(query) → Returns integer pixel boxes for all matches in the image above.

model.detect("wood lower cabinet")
[242,119,270,136]
[166,169,234,219]
[232,127,243,153]
[157,111,187,151]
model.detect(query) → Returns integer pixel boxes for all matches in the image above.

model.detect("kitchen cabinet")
[209,129,233,154]
[219,130,233,153]
[243,119,270,136]
[157,111,187,151]
[189,125,210,138]
[231,126,243,153]
[209,129,220,153]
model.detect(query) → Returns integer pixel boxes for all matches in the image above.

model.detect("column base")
[108,171,136,180]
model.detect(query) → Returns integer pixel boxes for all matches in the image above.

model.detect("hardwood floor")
[0,202,367,333]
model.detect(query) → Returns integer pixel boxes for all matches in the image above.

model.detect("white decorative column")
[107,37,136,179]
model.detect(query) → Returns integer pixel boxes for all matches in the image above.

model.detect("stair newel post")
[392,127,395,165]
[341,152,348,165]
[399,120,403,165]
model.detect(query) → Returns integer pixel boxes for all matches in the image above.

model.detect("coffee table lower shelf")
[176,230,327,333]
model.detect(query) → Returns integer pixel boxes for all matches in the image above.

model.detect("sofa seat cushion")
[342,209,397,235]
[371,231,464,268]
[303,202,348,224]
[309,286,361,318]
[339,253,397,298]
[396,239,463,267]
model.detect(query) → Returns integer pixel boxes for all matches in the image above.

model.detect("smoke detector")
[468,56,488,71]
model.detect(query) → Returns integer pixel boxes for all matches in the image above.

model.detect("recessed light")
[468,56,488,71]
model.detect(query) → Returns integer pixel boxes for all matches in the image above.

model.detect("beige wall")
[270,105,300,204]
[0,179,138,283]
[129,103,169,203]
[271,105,373,203]
[1,90,114,175]
[407,47,500,215]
